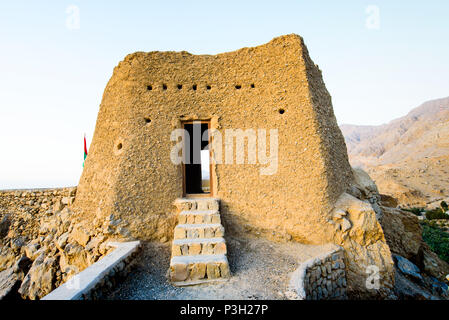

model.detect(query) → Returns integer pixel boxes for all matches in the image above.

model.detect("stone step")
[178,210,221,224]
[174,223,224,240]
[174,198,219,212]
[172,237,227,256]
[169,197,230,285]
[169,254,231,283]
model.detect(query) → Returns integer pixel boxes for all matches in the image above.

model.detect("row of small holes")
[118,108,285,152]
[147,84,255,91]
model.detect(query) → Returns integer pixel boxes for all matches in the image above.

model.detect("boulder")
[56,232,69,251]
[331,192,395,299]
[351,167,379,199]
[428,276,449,297]
[18,253,58,300]
[68,187,77,197]
[13,256,32,274]
[52,200,64,212]
[84,235,105,256]
[0,256,32,300]
[379,206,449,281]
[379,206,422,263]
[59,243,90,273]
[393,255,423,282]
[58,220,71,235]
[419,243,449,279]
[393,270,436,300]
[61,197,70,205]
[0,214,11,239]
[61,196,75,206]
[38,220,55,235]
[59,207,72,221]
[10,236,26,252]
[0,247,18,272]
[0,267,21,300]
[70,225,90,247]
[379,194,399,208]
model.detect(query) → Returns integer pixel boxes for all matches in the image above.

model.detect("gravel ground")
[106,237,335,300]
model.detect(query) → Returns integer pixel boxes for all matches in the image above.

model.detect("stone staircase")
[168,198,231,286]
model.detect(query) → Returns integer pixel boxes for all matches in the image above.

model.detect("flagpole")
[83,133,88,168]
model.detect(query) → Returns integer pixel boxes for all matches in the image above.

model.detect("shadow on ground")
[106,237,334,300]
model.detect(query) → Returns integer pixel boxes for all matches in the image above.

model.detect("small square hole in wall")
[251,84,255,88]
[114,139,125,155]
[206,85,211,90]
[162,84,167,90]
[192,84,197,91]
[147,85,152,91]
[279,108,285,114]
[177,84,182,90]
[235,85,242,89]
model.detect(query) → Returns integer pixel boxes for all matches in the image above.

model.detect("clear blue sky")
[1,0,448,189]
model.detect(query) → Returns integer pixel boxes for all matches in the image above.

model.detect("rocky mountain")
[341,97,449,207]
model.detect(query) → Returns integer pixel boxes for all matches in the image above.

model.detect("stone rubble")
[0,187,128,300]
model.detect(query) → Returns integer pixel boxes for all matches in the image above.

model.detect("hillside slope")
[341,97,449,207]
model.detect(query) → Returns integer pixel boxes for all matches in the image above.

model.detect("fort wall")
[73,34,353,244]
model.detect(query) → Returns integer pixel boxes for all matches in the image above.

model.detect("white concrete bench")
[42,241,141,300]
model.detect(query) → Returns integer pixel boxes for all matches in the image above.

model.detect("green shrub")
[441,201,448,212]
[403,207,425,216]
[421,221,449,264]
[425,208,449,220]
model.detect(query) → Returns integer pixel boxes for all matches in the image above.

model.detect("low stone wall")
[289,246,347,300]
[0,187,77,218]
[42,241,141,300]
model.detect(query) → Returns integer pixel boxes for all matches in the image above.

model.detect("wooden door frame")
[181,120,213,198]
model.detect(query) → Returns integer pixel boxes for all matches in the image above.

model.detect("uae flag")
[83,134,88,167]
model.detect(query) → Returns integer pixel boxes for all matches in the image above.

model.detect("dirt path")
[106,237,335,300]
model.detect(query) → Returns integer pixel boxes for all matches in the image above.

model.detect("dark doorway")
[182,121,211,196]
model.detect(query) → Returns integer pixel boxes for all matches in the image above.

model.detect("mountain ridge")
[340,96,449,207]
